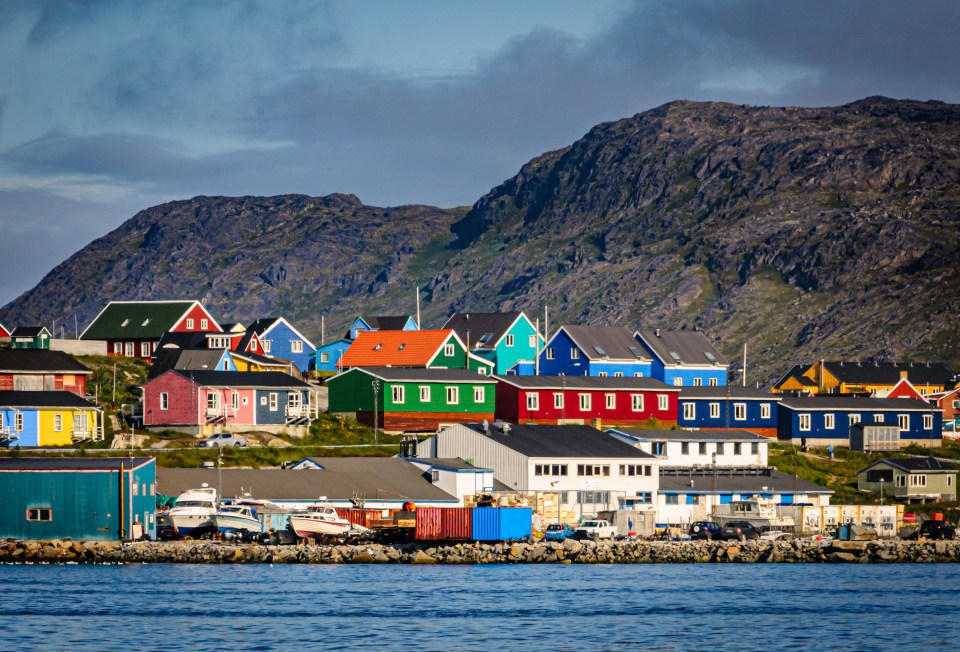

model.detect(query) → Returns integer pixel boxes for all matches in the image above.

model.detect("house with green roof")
[80,300,221,360]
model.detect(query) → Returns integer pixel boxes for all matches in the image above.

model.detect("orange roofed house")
[338,330,494,375]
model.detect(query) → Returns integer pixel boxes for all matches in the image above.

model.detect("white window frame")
[392,386,405,404]
[160,392,169,410]
[673,378,683,387]
[799,413,811,431]
[526,393,539,411]
[710,402,720,419]
[505,334,514,347]
[760,403,771,419]
[631,394,644,412]
[898,414,909,432]
[232,391,240,410]
[269,393,278,411]
[709,378,719,386]
[924,414,933,430]
[824,413,835,430]
[320,352,330,363]
[53,414,62,432]
[186,319,194,329]
[291,340,304,353]
[849,414,861,427]
[15,413,23,431]
[528,335,537,347]
[420,386,430,402]
[734,403,746,421]
[579,393,591,411]
[474,386,485,403]
[693,378,702,387]
[605,393,616,409]
[262,340,272,353]
[446,386,459,405]
[200,319,208,330]
[141,341,151,358]
[125,342,134,357]
[570,348,579,360]
[554,393,564,409]
[444,343,455,357]
[683,403,696,420]
[658,394,668,410]
[546,348,555,360]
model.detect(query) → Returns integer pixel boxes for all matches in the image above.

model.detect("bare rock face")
[3,97,959,383]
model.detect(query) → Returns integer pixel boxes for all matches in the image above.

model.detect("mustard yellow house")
[803,361,956,396]
[0,391,103,447]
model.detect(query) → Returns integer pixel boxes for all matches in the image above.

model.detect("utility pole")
[372,380,380,446]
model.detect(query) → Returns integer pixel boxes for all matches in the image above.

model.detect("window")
[751,442,759,455]
[242,397,248,406]
[232,392,239,410]
[132,483,139,496]
[570,348,580,360]
[734,403,746,420]
[597,371,607,378]
[631,394,644,412]
[553,393,564,409]
[269,393,278,411]
[665,494,679,505]
[160,393,169,410]
[619,464,653,476]
[546,348,555,360]
[909,474,927,487]
[681,442,689,455]
[529,335,537,348]
[141,342,151,358]
[634,372,643,378]
[260,396,267,406]
[477,367,487,376]
[53,414,62,432]
[392,386,405,404]
[673,378,683,387]
[320,352,330,363]
[799,413,811,431]
[444,343,455,357]
[824,414,835,430]
[896,474,906,488]
[251,340,258,352]
[186,319,194,329]
[898,414,909,432]
[291,341,303,353]
[114,342,122,355]
[262,340,271,353]
[849,414,861,427]
[693,378,702,387]
[709,378,719,386]
[577,464,610,477]
[535,464,568,476]
[605,393,615,409]
[505,334,514,347]
[200,319,208,330]
[206,392,219,411]
[760,403,771,419]
[26,508,52,522]
[446,386,459,405]
[683,403,696,420]
[716,442,725,455]
[15,413,23,431]
[686,495,701,505]
[125,342,134,357]
[420,386,430,402]
[658,395,669,410]
[579,394,591,411]
[699,442,707,455]
[710,403,720,419]
[614,372,623,377]
[873,413,884,425]
[635,492,652,504]
[526,393,539,411]
[474,387,485,403]
[733,442,742,455]
[924,414,934,430]
[652,442,665,456]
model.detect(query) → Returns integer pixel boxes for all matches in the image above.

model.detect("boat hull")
[212,513,261,534]
[169,513,216,536]
[289,515,352,539]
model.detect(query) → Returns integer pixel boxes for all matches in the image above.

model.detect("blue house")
[442,312,543,375]
[346,315,418,341]
[777,396,942,446]
[635,329,729,387]
[314,338,352,373]
[245,318,316,374]
[538,326,653,377]
[677,387,781,438]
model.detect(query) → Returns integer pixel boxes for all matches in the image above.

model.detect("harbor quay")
[4,537,960,565]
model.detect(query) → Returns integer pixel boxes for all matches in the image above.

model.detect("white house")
[404,457,498,504]
[606,429,769,467]
[425,422,659,519]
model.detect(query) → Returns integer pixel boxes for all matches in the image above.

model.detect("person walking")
[827,444,834,461]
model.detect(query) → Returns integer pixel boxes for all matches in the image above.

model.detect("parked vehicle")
[543,523,576,541]
[197,432,248,448]
[720,520,762,541]
[574,519,617,540]
[905,519,955,541]
[689,521,722,540]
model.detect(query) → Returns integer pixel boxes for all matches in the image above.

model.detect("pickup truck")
[574,519,617,541]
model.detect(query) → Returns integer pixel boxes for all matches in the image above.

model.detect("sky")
[1,0,959,306]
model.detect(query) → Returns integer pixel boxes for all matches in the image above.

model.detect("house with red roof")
[80,300,221,360]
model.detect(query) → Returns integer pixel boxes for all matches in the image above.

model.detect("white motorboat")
[289,498,353,539]
[712,495,797,532]
[167,485,218,537]
[211,504,261,534]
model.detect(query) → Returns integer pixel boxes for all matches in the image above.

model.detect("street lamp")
[879,478,885,506]
[371,380,380,446]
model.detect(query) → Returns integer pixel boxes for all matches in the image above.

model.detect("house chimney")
[655,328,660,337]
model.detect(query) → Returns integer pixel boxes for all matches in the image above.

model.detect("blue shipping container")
[471,507,532,541]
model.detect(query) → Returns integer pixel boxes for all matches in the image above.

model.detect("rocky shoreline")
[4,537,960,564]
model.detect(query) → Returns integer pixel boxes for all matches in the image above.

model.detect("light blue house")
[442,312,543,375]
[635,329,729,387]
[538,325,652,377]
[346,315,418,340]
[314,338,352,373]
[677,386,780,437]
[777,396,942,447]
[245,318,316,374]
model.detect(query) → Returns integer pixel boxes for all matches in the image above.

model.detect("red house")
[0,349,91,395]
[80,300,222,360]
[494,375,679,427]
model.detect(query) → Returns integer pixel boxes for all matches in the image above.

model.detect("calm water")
[3,563,959,651]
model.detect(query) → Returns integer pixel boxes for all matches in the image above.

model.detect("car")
[905,519,955,541]
[197,432,248,448]
[689,521,722,541]
[543,523,576,542]
[573,519,617,540]
[720,520,762,541]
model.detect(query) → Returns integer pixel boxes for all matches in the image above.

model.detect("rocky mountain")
[3,97,959,385]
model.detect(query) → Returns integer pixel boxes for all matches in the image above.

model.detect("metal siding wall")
[0,471,120,540]
[437,425,527,490]
[254,389,285,425]
[327,370,376,412]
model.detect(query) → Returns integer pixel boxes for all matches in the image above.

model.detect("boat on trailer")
[289,498,353,540]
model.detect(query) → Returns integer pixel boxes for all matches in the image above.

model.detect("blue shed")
[0,457,157,541]
[314,338,352,373]
[777,396,942,446]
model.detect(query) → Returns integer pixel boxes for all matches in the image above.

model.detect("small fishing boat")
[166,485,218,537]
[211,504,261,534]
[288,498,353,539]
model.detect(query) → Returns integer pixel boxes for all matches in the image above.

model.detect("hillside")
[3,98,959,384]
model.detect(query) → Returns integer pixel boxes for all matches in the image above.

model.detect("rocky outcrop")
[3,538,960,564]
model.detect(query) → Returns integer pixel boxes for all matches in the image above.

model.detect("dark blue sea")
[3,563,958,651]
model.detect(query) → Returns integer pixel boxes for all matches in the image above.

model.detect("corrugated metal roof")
[340,330,455,367]
[859,457,957,474]
[678,387,781,400]
[81,301,209,340]
[494,375,674,391]
[560,326,652,362]
[0,349,91,374]
[0,457,153,471]
[157,457,457,502]
[454,423,656,459]
[0,390,99,409]
[823,361,956,386]
[611,428,768,442]
[148,349,227,379]
[658,468,831,494]
[637,329,729,366]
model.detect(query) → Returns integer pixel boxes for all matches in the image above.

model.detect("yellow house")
[804,361,955,396]
[0,391,103,447]
[229,351,296,375]
[772,365,819,394]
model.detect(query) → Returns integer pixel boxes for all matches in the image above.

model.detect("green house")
[443,312,544,375]
[10,326,52,350]
[339,329,494,375]
[328,367,497,433]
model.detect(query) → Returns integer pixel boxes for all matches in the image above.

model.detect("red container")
[336,508,377,528]
[903,513,916,523]
[415,507,473,541]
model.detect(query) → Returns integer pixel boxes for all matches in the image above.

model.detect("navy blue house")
[777,396,942,446]
[677,387,781,437]
[538,326,653,378]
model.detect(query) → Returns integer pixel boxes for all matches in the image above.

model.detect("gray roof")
[823,361,956,386]
[559,325,652,362]
[443,312,526,350]
[610,428,768,442]
[365,316,415,331]
[0,390,100,409]
[157,458,457,502]
[412,457,492,471]
[0,457,153,471]
[148,348,227,379]
[678,387,781,400]
[343,367,497,383]
[495,375,674,391]
[10,326,49,338]
[457,423,656,459]
[658,468,832,494]
[778,396,936,412]
[0,349,91,374]
[859,457,957,475]
[637,329,729,367]
[162,370,310,389]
